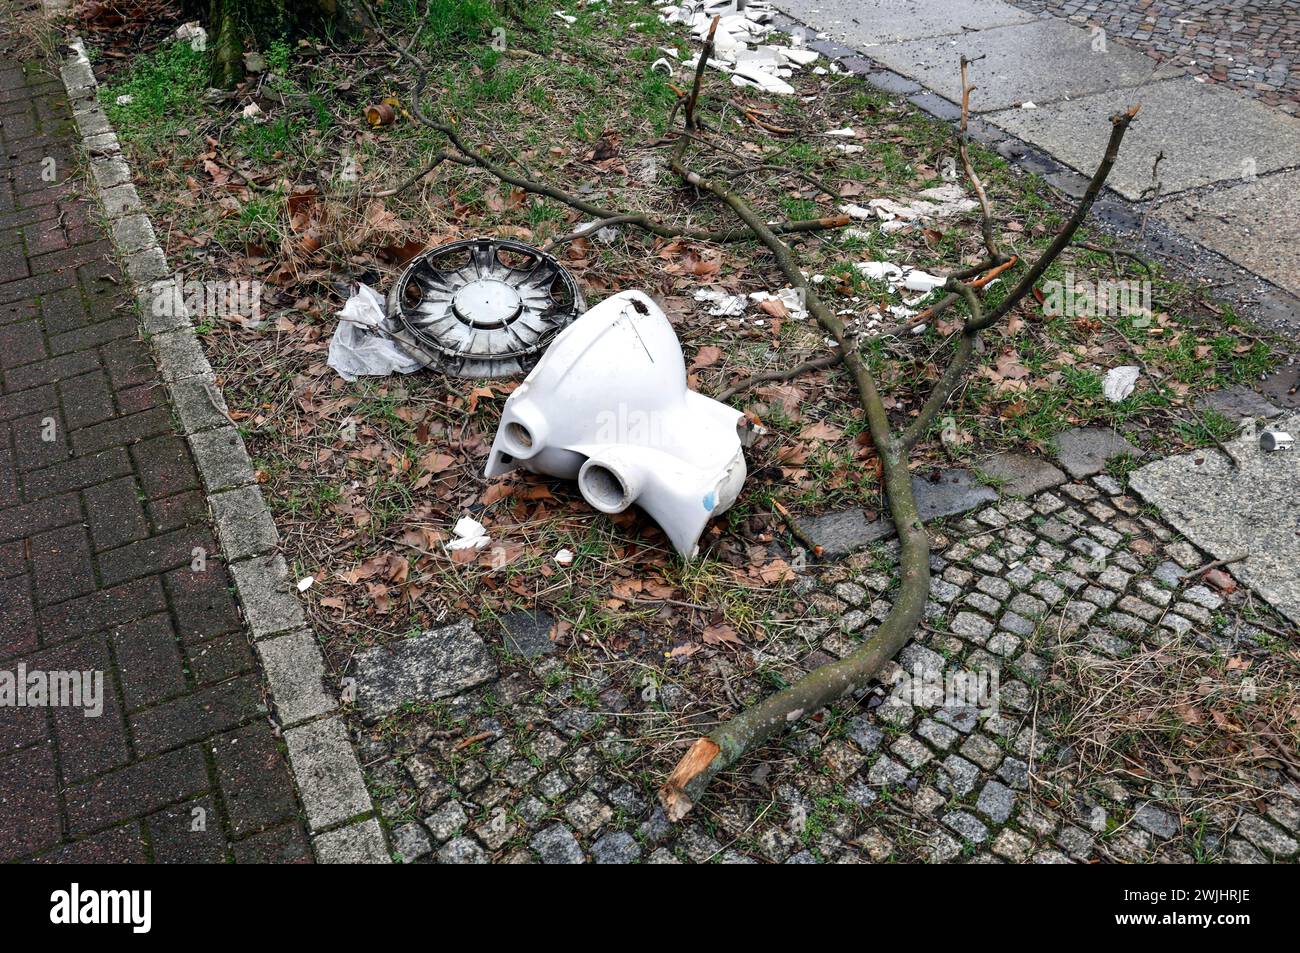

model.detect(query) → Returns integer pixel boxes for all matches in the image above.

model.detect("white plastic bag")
[327,283,425,382]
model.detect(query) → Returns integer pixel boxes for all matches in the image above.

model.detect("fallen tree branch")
[659,147,934,822]
[660,94,1140,819]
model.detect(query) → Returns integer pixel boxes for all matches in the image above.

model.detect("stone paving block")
[1130,415,1300,625]
[1051,426,1141,479]
[64,744,209,836]
[777,0,1033,46]
[228,553,307,638]
[188,426,254,493]
[168,376,230,434]
[977,450,1067,497]
[255,628,337,727]
[210,484,279,561]
[313,818,391,863]
[286,716,374,832]
[152,328,213,384]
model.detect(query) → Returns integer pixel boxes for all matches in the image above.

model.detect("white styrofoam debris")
[900,269,945,293]
[856,261,903,282]
[446,514,491,553]
[445,535,491,552]
[824,127,856,137]
[554,548,576,566]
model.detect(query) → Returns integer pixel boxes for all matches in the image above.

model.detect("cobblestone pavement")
[359,473,1299,863]
[1007,0,1300,115]
[0,48,309,862]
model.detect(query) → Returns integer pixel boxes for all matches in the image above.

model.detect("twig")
[958,55,1004,263]
[539,214,643,251]
[684,17,719,131]
[715,351,842,402]
[771,499,824,559]
[1182,554,1247,579]
[359,149,474,197]
[1075,241,1155,281]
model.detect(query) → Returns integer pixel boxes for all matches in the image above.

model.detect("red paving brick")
[0,45,308,862]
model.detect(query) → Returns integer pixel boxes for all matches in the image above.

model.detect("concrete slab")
[1155,170,1300,298]
[1052,427,1141,479]
[860,19,1171,112]
[1196,385,1284,422]
[354,619,498,718]
[799,470,996,557]
[1129,417,1300,626]
[990,79,1300,200]
[774,0,1034,47]
[975,451,1066,498]
[500,609,557,659]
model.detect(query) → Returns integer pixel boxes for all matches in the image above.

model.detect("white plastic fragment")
[115,94,133,105]
[297,576,315,592]
[554,548,576,566]
[453,517,486,539]
[651,57,674,74]
[327,283,426,382]
[1102,365,1141,402]
[1260,430,1295,452]
[824,127,856,137]
[748,287,808,320]
[554,11,577,25]
[856,261,903,282]
[854,261,947,296]
[900,269,945,293]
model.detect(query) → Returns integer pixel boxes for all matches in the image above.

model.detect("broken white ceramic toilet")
[485,290,748,557]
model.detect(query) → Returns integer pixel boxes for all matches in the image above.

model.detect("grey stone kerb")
[56,38,387,862]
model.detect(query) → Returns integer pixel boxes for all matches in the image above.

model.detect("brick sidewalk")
[0,49,309,862]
